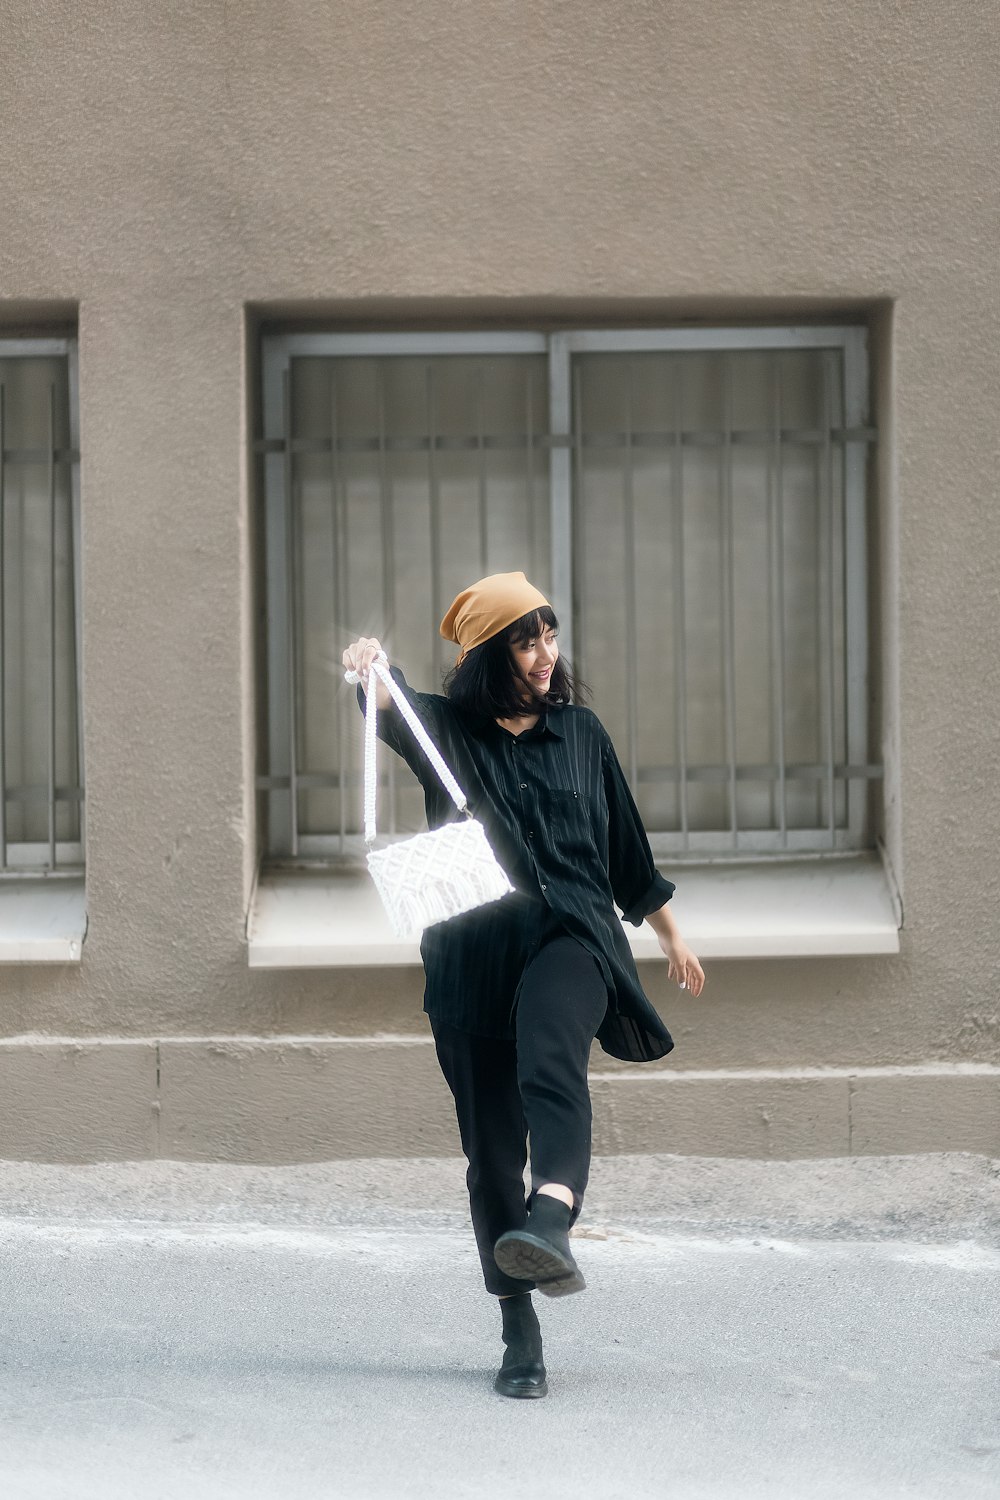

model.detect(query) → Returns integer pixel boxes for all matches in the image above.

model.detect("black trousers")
[431,933,609,1297]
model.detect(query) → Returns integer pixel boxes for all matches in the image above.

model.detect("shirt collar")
[509,708,563,744]
[471,705,566,741]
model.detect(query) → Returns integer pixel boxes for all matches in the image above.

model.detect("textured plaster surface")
[2,1036,998,1162]
[0,3,997,1113]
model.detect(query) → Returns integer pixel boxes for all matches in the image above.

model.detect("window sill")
[247,854,901,968]
[0,876,86,962]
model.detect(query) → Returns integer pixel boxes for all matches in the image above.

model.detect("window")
[0,339,83,873]
[257,328,877,862]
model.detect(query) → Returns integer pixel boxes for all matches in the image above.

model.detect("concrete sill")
[247,854,901,969]
[0,876,86,962]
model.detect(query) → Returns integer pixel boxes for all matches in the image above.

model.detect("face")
[509,622,559,702]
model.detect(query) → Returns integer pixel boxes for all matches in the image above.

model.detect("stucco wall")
[0,1,997,1155]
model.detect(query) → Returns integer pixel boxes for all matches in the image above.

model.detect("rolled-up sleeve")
[601,734,676,926]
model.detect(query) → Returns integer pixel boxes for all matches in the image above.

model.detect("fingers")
[343,637,384,681]
[669,952,705,997]
[685,958,706,998]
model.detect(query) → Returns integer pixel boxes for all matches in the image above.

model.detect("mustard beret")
[440,571,551,665]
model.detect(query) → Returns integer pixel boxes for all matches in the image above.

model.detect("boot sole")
[493,1374,549,1399]
[493,1230,587,1298]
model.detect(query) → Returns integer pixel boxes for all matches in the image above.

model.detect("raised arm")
[343,636,393,712]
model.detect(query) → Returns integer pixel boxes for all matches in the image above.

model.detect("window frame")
[0,336,84,874]
[259,325,873,863]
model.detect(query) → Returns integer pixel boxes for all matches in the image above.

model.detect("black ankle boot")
[494,1293,547,1399]
[493,1194,586,1298]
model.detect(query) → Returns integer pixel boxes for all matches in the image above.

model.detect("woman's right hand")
[343,637,392,709]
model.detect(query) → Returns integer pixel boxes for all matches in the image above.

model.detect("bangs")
[505,605,559,647]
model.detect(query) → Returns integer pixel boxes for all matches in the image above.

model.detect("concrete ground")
[1,1154,999,1500]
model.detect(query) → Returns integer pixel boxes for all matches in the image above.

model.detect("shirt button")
[519,783,527,790]
[540,884,547,892]
[527,831,534,839]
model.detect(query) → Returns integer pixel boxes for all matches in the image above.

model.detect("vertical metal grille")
[573,337,871,854]
[259,329,876,861]
[260,338,550,857]
[0,342,84,873]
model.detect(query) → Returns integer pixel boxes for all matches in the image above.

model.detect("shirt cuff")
[621,872,676,927]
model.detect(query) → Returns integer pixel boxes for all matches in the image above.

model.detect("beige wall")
[1,1,998,1158]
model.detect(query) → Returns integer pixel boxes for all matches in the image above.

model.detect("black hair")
[442,605,589,721]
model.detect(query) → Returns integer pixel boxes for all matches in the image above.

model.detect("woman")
[344,570,704,1401]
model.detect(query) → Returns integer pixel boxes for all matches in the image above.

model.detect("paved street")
[1,1155,999,1499]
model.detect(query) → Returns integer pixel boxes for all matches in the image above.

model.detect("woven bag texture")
[367,818,514,938]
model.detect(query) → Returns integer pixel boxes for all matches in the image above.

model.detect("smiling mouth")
[529,668,552,681]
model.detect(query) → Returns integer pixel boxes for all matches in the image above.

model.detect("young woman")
[344,570,704,1401]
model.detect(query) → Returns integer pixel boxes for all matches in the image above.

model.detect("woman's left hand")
[656,934,706,997]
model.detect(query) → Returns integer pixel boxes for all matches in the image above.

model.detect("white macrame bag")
[344,653,514,938]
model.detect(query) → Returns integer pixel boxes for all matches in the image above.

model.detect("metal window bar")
[842,330,870,842]
[427,367,443,691]
[332,371,349,855]
[622,364,639,792]
[67,340,85,856]
[720,357,738,846]
[767,360,788,846]
[268,423,875,456]
[525,372,536,580]
[0,381,5,871]
[262,350,292,856]
[670,370,690,850]
[47,382,57,868]
[571,358,586,679]
[821,351,838,845]
[259,328,878,863]
[375,364,398,835]
[548,332,574,657]
[262,423,874,457]
[477,368,488,576]
[282,368,300,858]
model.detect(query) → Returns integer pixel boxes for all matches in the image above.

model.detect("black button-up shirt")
[357,668,676,1063]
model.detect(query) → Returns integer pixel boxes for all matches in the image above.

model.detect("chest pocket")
[539,787,596,860]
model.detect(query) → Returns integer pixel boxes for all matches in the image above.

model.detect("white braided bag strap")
[344,653,469,845]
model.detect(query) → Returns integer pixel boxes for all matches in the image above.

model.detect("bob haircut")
[443,605,589,721]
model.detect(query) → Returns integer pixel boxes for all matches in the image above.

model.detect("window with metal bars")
[0,339,84,873]
[257,328,878,863]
